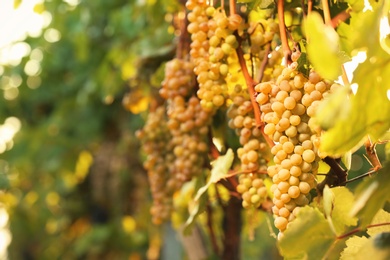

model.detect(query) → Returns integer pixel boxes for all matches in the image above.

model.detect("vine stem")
[229,0,236,16]
[337,222,390,240]
[277,0,291,64]
[341,168,378,185]
[257,43,271,83]
[330,10,351,28]
[322,0,331,25]
[235,45,262,126]
[364,137,382,171]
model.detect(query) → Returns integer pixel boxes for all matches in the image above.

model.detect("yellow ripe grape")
[275,150,287,161]
[288,185,300,199]
[278,181,290,193]
[290,154,302,166]
[247,150,258,163]
[278,168,290,181]
[290,90,302,102]
[276,90,289,102]
[251,194,261,204]
[212,95,225,107]
[299,181,311,194]
[289,115,301,126]
[284,96,296,110]
[273,188,282,199]
[285,126,297,138]
[271,101,286,115]
[256,93,269,105]
[236,184,247,193]
[278,207,291,218]
[258,187,268,197]
[268,165,279,177]
[263,116,275,129]
[282,141,294,154]
[280,193,291,203]
[281,159,292,169]
[302,149,316,163]
[278,118,290,131]
[279,80,291,91]
[288,176,300,186]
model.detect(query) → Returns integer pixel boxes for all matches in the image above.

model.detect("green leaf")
[340,236,369,260]
[343,151,352,171]
[331,187,358,234]
[323,186,358,235]
[183,174,208,234]
[184,149,234,233]
[351,162,390,228]
[278,207,336,259]
[315,86,351,132]
[367,209,390,237]
[355,233,390,259]
[323,185,334,219]
[319,57,390,155]
[304,12,342,80]
[194,148,234,201]
[296,51,310,77]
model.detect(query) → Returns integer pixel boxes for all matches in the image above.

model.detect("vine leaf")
[340,236,369,260]
[278,207,336,259]
[367,209,390,237]
[331,187,358,234]
[304,12,342,80]
[350,163,390,228]
[194,148,234,201]
[323,186,358,235]
[318,0,390,156]
[343,233,390,259]
[184,149,234,234]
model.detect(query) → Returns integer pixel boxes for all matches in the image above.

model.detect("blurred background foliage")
[0,0,181,259]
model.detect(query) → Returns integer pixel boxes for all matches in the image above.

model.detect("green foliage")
[351,163,390,228]
[305,12,343,80]
[323,186,358,235]
[184,149,234,233]
[319,0,390,155]
[279,207,336,259]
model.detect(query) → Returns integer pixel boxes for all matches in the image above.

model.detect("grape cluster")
[136,106,175,225]
[166,95,211,188]
[227,84,269,208]
[187,0,243,111]
[160,58,195,100]
[247,18,279,57]
[255,51,337,233]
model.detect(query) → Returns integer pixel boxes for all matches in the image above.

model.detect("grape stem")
[277,0,292,64]
[257,43,271,83]
[337,222,390,240]
[235,36,275,148]
[317,157,347,194]
[229,0,236,16]
[330,10,351,28]
[235,42,262,125]
[341,168,378,185]
[364,137,382,171]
